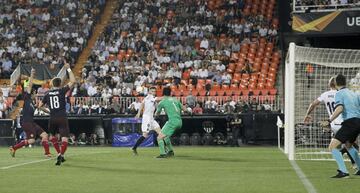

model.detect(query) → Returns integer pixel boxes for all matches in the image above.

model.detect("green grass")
[0,146,358,193]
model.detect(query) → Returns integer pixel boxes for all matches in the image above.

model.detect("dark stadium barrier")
[28,112,281,146]
[0,119,15,146]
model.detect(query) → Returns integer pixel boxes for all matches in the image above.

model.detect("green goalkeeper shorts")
[161,119,182,136]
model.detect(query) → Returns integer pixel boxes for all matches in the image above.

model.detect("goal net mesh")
[286,44,360,160]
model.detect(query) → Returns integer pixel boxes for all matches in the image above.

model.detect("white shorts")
[331,123,342,135]
[141,117,160,133]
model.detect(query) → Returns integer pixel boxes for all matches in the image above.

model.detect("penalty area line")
[290,160,317,193]
[1,158,53,170]
[1,151,111,170]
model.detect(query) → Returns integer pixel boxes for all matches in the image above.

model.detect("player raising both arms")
[10,68,51,158]
[132,87,161,155]
[154,86,188,158]
[38,62,75,166]
[304,77,357,168]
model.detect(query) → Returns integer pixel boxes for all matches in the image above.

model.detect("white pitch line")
[1,151,111,170]
[1,158,53,170]
[290,160,318,193]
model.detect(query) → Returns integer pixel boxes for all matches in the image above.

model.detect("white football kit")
[317,90,343,133]
[141,94,160,133]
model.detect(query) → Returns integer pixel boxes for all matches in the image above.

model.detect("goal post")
[284,43,360,160]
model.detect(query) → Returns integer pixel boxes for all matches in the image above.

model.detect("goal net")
[284,43,360,160]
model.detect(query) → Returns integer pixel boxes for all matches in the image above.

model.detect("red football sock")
[60,141,68,155]
[42,141,50,155]
[13,140,28,150]
[50,137,61,154]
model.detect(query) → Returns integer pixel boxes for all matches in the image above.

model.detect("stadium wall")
[1,113,282,146]
[22,113,281,146]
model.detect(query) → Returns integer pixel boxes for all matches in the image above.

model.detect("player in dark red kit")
[9,68,51,157]
[38,62,75,166]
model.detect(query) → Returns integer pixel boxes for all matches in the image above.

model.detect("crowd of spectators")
[0,0,106,78]
[0,0,280,119]
[0,82,16,118]
[293,0,360,12]
[82,0,278,98]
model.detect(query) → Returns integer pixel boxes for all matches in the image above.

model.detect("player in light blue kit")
[320,74,360,178]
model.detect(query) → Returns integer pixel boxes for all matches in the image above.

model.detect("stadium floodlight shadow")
[64,164,165,175]
[174,155,244,163]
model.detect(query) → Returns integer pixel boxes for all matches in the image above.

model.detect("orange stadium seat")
[260,89,269,96]
[173,90,181,97]
[209,90,217,96]
[233,73,241,81]
[222,84,229,90]
[178,84,186,91]
[252,89,261,96]
[187,84,194,90]
[191,89,198,96]
[262,62,269,71]
[225,89,233,96]
[156,89,163,97]
[242,90,250,96]
[242,73,250,80]
[252,62,261,72]
[230,84,238,90]
[217,90,225,96]
[196,83,204,90]
[248,83,256,90]
[269,88,277,95]
[266,81,275,89]
[198,90,207,96]
[270,61,278,69]
[212,84,220,91]
[182,90,190,96]
[170,84,178,91]
[268,67,277,74]
[197,79,205,86]
[257,83,265,90]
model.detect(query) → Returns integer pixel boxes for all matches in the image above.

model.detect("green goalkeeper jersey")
[156,96,182,121]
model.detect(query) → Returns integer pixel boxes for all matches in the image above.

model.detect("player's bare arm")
[304,99,321,123]
[36,101,50,114]
[64,61,76,89]
[320,105,343,127]
[26,68,35,94]
[135,102,144,118]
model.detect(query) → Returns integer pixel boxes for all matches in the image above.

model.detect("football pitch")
[0,146,359,193]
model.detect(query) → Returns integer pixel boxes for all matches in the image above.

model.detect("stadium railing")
[33,95,281,113]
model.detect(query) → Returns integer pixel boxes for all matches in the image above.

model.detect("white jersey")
[141,94,160,133]
[142,94,156,119]
[317,90,343,133]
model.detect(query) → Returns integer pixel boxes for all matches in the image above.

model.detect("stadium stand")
[82,0,280,101]
[0,0,106,79]
[1,0,282,119]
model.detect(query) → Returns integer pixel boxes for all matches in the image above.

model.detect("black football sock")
[133,136,145,150]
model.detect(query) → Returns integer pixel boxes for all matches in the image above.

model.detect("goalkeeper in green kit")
[155,86,186,158]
